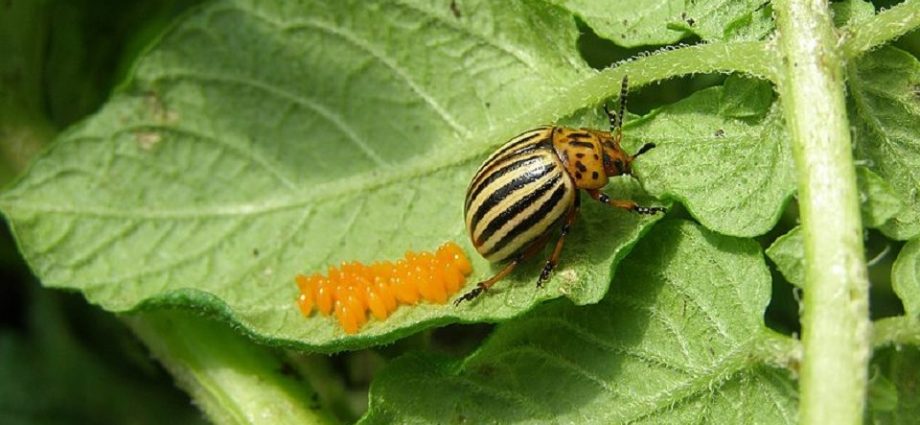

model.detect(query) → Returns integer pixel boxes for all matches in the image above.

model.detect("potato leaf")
[625,79,795,237]
[850,46,920,240]
[0,0,669,351]
[361,220,798,424]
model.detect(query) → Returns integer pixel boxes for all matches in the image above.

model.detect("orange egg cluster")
[295,241,473,334]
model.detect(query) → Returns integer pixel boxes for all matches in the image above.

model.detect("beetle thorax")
[551,128,611,190]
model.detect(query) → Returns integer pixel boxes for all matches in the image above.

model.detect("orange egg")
[440,242,472,275]
[295,241,473,333]
[366,287,389,320]
[411,262,438,303]
[335,300,359,334]
[297,292,313,316]
[443,265,464,294]
[391,260,420,304]
[316,278,334,315]
[327,265,345,285]
[420,253,448,304]
[374,276,398,312]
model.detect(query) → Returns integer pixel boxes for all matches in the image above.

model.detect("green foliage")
[626,77,793,237]
[549,0,774,47]
[0,0,670,351]
[850,46,920,240]
[0,289,206,425]
[0,0,918,424]
[766,167,905,288]
[893,239,920,317]
[362,220,797,424]
[766,226,805,288]
[870,346,920,423]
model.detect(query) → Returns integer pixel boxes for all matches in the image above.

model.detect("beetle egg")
[295,242,473,334]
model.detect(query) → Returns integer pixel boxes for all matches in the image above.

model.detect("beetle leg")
[453,232,553,306]
[536,191,580,288]
[586,188,665,215]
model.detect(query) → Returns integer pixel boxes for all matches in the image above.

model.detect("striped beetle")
[455,77,664,305]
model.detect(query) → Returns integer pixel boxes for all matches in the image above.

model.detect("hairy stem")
[773,0,870,423]
[506,41,775,137]
[873,317,920,347]
[127,310,339,425]
[843,0,920,57]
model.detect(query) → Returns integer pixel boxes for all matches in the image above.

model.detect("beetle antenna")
[603,104,617,133]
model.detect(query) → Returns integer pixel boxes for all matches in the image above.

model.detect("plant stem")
[873,317,920,347]
[843,0,920,57]
[773,0,871,424]
[127,310,339,425]
[517,41,776,133]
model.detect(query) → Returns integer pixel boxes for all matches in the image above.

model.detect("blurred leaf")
[831,0,875,27]
[42,0,206,127]
[868,368,899,413]
[0,289,206,425]
[0,0,55,184]
[858,166,904,228]
[360,220,798,424]
[0,0,672,351]
[850,46,920,240]
[127,310,339,425]
[626,79,795,237]
[870,346,920,423]
[766,226,804,288]
[893,238,920,317]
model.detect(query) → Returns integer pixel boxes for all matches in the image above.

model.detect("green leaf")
[360,220,798,424]
[857,166,904,228]
[830,0,875,27]
[625,79,795,237]
[551,0,773,48]
[893,238,920,318]
[719,74,775,119]
[548,0,688,47]
[0,290,206,425]
[0,0,671,351]
[850,46,920,240]
[867,369,899,414]
[766,226,804,288]
[869,346,920,422]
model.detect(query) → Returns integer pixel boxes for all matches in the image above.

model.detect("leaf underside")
[0,0,675,351]
[850,46,920,240]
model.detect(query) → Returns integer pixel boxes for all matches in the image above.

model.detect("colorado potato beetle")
[455,76,664,305]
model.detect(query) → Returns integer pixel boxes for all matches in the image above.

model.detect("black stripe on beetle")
[474,176,563,248]
[466,154,544,212]
[482,182,567,258]
[568,140,595,149]
[470,164,558,234]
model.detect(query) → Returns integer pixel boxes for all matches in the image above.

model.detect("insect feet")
[633,205,666,215]
[454,283,486,306]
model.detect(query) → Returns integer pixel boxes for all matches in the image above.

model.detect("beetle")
[455,76,664,305]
